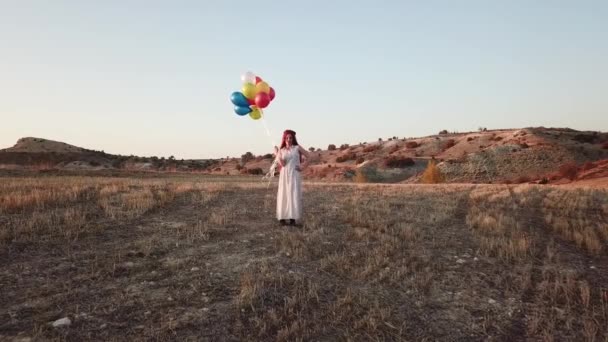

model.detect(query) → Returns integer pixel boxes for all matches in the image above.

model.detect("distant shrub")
[573,134,596,144]
[421,159,443,184]
[378,138,383,142]
[339,144,349,151]
[515,175,530,184]
[492,136,503,141]
[538,177,549,185]
[385,156,415,168]
[90,161,100,167]
[405,141,419,149]
[354,168,368,183]
[356,157,365,164]
[236,164,244,171]
[442,139,456,150]
[263,153,273,159]
[241,151,254,164]
[466,137,474,142]
[363,145,380,153]
[519,143,529,149]
[582,161,594,171]
[308,147,316,152]
[478,127,487,132]
[439,130,448,135]
[214,167,221,172]
[247,167,264,175]
[558,162,578,180]
[336,152,357,163]
[328,144,336,151]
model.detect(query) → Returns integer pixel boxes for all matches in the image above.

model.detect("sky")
[1,1,607,159]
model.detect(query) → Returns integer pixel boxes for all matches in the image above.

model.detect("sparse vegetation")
[328,144,336,151]
[421,159,443,183]
[439,129,448,134]
[336,152,357,163]
[405,141,419,149]
[442,139,456,151]
[0,174,606,341]
[362,145,380,153]
[246,167,264,175]
[353,168,368,183]
[582,161,594,171]
[384,156,415,168]
[241,152,254,164]
[573,134,597,144]
[558,162,578,180]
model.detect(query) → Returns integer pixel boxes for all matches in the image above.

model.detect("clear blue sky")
[1,1,607,159]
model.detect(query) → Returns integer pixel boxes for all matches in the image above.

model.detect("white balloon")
[241,71,256,84]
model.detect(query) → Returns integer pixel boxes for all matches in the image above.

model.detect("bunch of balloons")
[230,71,276,120]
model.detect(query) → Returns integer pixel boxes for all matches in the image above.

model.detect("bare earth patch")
[1,174,607,341]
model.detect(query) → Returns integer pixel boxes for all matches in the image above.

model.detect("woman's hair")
[280,129,299,149]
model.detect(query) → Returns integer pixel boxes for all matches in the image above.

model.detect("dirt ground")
[1,173,607,341]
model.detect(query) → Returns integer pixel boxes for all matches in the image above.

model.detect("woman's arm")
[298,145,311,160]
[298,146,311,170]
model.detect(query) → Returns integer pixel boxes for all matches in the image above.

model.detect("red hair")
[280,129,299,149]
[278,129,303,165]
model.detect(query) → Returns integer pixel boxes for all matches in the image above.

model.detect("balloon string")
[261,115,279,188]
[261,115,276,148]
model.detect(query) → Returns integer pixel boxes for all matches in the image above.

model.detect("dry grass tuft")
[1,175,607,341]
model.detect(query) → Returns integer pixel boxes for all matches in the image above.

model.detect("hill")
[210,127,608,185]
[0,137,217,172]
[1,128,607,184]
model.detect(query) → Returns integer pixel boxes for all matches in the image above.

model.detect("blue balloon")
[234,105,252,116]
[230,91,250,107]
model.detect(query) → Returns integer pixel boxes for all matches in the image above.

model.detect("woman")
[274,129,310,226]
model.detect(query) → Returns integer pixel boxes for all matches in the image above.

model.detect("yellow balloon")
[242,83,256,100]
[249,106,262,120]
[255,81,270,94]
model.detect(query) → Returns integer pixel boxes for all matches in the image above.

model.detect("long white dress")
[276,146,302,221]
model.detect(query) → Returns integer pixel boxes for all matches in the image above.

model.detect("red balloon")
[255,76,263,84]
[247,98,255,105]
[255,92,270,108]
[268,87,275,101]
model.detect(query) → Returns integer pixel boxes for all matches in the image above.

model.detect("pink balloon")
[255,92,270,108]
[268,87,276,101]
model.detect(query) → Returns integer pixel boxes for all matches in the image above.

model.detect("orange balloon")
[255,81,270,94]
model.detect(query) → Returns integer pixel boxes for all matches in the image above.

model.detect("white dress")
[276,146,302,221]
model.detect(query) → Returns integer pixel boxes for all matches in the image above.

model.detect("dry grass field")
[1,173,607,341]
